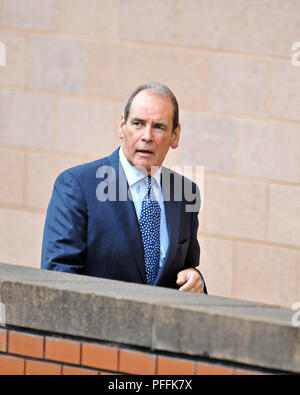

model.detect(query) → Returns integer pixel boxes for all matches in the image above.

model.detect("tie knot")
[146,176,152,190]
[144,176,156,191]
[143,176,158,202]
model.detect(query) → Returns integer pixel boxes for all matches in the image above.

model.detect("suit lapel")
[155,167,181,285]
[105,149,147,283]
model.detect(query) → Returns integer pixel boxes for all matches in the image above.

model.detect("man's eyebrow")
[130,117,144,123]
[130,118,167,128]
[153,121,167,128]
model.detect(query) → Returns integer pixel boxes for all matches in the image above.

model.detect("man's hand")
[176,268,204,294]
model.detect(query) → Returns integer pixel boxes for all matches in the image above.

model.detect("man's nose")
[141,125,153,141]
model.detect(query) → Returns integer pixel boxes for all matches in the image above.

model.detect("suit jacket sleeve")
[41,170,87,274]
[184,211,200,270]
[183,184,208,294]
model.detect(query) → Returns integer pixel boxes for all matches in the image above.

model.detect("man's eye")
[133,121,142,126]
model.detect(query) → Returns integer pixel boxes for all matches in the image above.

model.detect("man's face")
[119,89,180,174]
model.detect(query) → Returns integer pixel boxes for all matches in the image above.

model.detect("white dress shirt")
[119,146,169,269]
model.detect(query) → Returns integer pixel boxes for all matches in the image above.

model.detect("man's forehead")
[128,89,173,120]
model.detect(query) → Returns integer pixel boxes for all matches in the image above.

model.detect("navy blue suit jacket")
[41,148,206,291]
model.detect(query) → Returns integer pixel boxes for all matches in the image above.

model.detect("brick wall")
[0,0,300,307]
[0,327,269,375]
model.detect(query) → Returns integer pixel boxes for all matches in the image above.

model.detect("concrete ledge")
[0,263,299,373]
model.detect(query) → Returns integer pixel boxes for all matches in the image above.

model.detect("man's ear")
[118,114,125,140]
[171,123,181,149]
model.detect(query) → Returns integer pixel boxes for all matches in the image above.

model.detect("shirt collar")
[119,145,161,188]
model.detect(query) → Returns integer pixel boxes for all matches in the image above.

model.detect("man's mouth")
[136,149,154,156]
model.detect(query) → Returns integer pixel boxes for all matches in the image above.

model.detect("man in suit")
[41,82,207,294]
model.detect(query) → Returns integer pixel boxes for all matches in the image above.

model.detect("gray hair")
[123,82,179,132]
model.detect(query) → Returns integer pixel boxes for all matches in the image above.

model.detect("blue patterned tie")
[139,176,161,285]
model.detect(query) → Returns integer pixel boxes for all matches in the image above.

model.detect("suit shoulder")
[161,166,199,190]
[161,166,201,212]
[55,149,118,184]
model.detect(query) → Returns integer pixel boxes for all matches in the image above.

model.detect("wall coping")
[0,263,298,373]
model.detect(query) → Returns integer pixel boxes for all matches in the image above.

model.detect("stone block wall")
[0,0,300,307]
[1,264,297,375]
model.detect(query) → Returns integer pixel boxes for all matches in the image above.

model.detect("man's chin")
[134,159,159,175]
[134,161,152,175]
